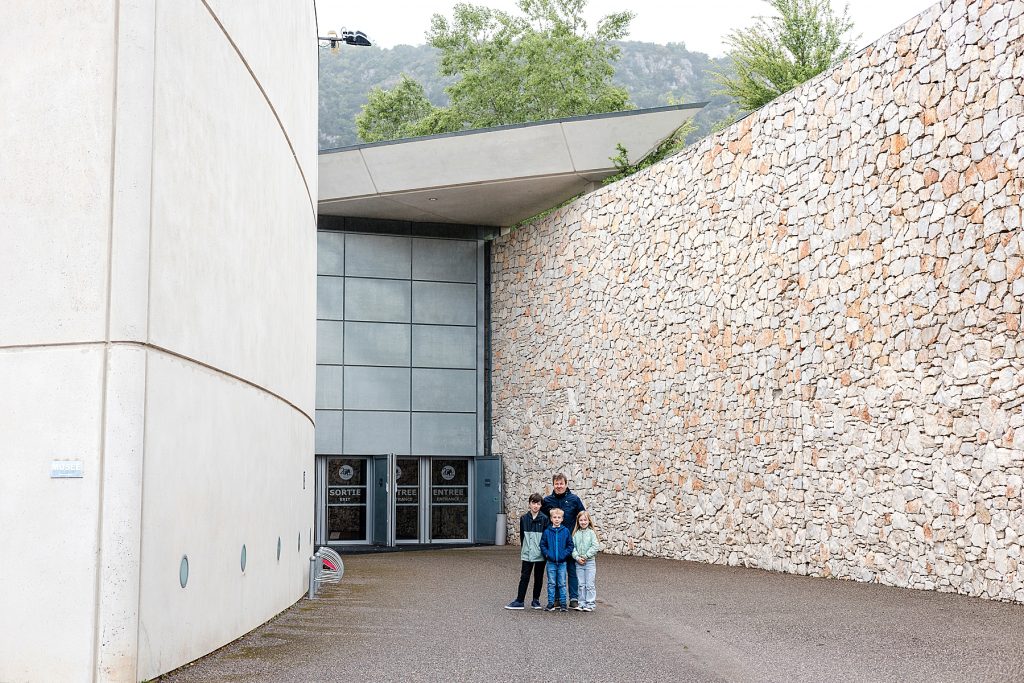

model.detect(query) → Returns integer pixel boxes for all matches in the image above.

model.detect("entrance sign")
[431,486,468,505]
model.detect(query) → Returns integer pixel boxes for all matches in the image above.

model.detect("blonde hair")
[548,508,564,520]
[573,511,598,539]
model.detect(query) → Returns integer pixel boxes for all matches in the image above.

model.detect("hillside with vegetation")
[318,41,738,150]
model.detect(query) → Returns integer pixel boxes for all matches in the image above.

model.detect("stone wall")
[491,0,1024,603]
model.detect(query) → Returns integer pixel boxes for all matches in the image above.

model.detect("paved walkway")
[160,547,1024,682]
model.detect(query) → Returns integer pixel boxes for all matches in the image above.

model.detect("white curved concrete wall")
[147,0,316,414]
[205,0,319,185]
[137,0,317,678]
[0,3,117,681]
[0,1,317,681]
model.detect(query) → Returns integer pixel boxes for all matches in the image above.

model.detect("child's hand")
[577,558,585,565]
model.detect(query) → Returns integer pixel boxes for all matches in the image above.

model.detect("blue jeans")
[567,558,579,600]
[546,560,567,606]
[575,558,597,608]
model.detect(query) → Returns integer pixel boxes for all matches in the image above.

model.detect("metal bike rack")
[307,546,345,599]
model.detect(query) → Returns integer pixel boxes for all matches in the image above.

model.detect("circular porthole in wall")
[179,555,189,588]
[240,544,247,573]
[277,537,282,561]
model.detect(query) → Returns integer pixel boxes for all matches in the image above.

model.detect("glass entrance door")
[395,458,421,542]
[326,457,368,543]
[372,453,395,546]
[430,458,470,541]
[319,456,472,545]
[391,457,472,544]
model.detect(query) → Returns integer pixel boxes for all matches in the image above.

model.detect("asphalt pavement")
[158,546,1024,682]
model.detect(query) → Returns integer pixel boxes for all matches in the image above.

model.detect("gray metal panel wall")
[316,321,344,364]
[315,231,484,459]
[412,238,478,282]
[412,282,477,325]
[412,413,477,455]
[315,365,344,409]
[344,322,410,366]
[344,411,411,454]
[314,410,344,454]
[344,367,411,411]
[316,276,344,320]
[317,231,345,275]
[412,325,477,368]
[345,234,411,278]
[345,278,411,322]
[412,369,476,412]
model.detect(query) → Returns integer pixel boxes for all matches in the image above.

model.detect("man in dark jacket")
[542,473,586,608]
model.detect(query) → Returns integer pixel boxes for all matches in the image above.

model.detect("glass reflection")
[326,457,367,542]
[430,459,469,540]
[396,458,419,541]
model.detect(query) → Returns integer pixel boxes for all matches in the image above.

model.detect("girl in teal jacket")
[571,512,600,611]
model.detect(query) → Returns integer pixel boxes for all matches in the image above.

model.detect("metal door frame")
[425,456,474,543]
[394,456,427,545]
[318,455,371,545]
[371,453,396,547]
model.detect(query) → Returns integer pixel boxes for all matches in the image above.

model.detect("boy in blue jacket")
[539,507,574,612]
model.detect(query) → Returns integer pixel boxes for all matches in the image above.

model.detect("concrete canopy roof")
[318,104,705,227]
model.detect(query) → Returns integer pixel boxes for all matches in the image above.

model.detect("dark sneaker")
[504,600,525,610]
[559,606,568,612]
[530,600,542,609]
[569,599,579,609]
[544,603,556,612]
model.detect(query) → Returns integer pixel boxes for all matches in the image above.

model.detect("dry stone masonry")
[491,0,1024,603]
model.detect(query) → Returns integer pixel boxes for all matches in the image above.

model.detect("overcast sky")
[316,0,939,56]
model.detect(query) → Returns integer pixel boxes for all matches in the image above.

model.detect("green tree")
[356,75,437,143]
[716,0,857,113]
[354,0,634,142]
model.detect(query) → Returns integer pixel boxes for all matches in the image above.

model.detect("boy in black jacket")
[539,508,574,612]
[504,493,549,610]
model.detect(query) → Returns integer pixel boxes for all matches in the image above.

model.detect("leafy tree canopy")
[355,0,635,142]
[355,75,436,143]
[716,0,857,113]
